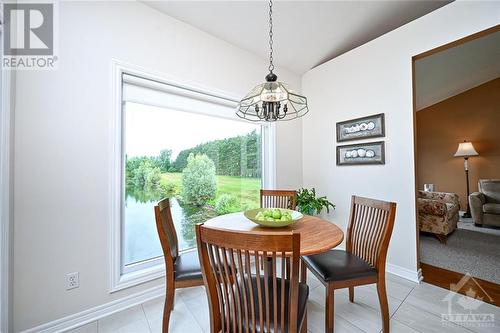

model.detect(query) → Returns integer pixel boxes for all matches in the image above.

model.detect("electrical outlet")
[66,272,79,290]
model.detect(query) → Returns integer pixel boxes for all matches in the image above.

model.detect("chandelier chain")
[236,0,309,122]
[268,0,274,73]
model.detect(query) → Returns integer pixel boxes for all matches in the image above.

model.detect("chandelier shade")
[236,80,309,122]
[236,0,309,122]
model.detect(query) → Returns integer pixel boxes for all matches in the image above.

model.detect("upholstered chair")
[417,190,459,244]
[470,179,500,227]
[154,198,204,332]
[302,196,397,333]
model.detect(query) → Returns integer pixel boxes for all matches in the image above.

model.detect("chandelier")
[236,0,309,122]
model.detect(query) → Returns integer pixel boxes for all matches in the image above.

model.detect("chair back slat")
[235,250,249,333]
[154,198,179,263]
[272,252,278,333]
[243,249,256,333]
[197,224,301,333]
[346,196,396,269]
[260,189,297,210]
[254,253,264,332]
[280,255,286,331]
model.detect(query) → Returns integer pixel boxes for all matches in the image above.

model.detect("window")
[123,102,263,266]
[110,65,275,291]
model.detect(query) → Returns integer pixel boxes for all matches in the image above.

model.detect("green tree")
[125,156,161,191]
[181,153,217,206]
[215,194,240,215]
[172,149,191,171]
[155,149,172,172]
[172,130,261,177]
[132,160,161,189]
[126,156,153,186]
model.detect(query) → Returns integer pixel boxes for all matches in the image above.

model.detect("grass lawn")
[160,172,261,209]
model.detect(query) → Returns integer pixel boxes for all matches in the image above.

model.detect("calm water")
[123,195,211,266]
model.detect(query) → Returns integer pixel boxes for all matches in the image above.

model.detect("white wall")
[13,1,302,331]
[302,1,500,275]
[14,0,500,330]
[1,47,16,333]
[275,120,303,190]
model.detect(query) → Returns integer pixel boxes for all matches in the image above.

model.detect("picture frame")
[336,141,385,166]
[336,113,385,142]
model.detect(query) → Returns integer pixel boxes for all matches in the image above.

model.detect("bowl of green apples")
[244,208,303,227]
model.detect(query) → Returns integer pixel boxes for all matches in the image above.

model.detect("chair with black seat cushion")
[261,189,297,210]
[196,223,308,333]
[155,198,204,333]
[302,196,396,333]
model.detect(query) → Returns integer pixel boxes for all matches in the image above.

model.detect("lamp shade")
[454,141,478,157]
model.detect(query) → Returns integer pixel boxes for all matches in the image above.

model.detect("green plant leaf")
[296,188,335,215]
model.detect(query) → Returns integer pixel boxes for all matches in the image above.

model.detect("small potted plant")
[296,188,335,216]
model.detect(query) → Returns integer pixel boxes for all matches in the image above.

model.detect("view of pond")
[122,102,262,268]
[123,189,216,266]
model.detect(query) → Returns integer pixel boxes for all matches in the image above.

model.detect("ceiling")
[415,30,500,111]
[144,0,451,75]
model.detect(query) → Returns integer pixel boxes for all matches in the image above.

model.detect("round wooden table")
[204,212,344,255]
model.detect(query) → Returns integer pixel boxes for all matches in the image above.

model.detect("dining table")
[203,212,344,256]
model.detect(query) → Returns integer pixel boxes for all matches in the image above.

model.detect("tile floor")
[68,272,499,333]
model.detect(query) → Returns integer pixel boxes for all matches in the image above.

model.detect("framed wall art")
[336,141,385,166]
[336,113,385,142]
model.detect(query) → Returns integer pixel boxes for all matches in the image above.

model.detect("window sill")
[111,248,198,293]
[111,259,165,293]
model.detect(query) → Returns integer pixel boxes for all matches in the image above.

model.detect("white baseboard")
[386,263,422,283]
[21,263,422,333]
[21,285,165,333]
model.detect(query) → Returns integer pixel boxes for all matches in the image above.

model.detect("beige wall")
[416,78,500,209]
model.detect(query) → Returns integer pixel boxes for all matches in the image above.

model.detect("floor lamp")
[454,141,478,218]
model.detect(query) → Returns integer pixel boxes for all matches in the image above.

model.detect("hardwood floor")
[421,263,500,307]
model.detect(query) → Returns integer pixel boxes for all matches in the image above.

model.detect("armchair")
[470,179,500,227]
[417,190,460,244]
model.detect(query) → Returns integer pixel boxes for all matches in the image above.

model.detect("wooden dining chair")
[154,198,204,333]
[261,189,297,210]
[196,223,309,333]
[301,196,397,333]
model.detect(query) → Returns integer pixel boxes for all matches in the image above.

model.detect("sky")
[125,102,261,159]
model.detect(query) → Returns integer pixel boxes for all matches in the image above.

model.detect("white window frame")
[0,24,14,333]
[109,61,276,292]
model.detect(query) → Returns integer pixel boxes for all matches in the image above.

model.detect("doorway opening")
[412,25,500,306]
